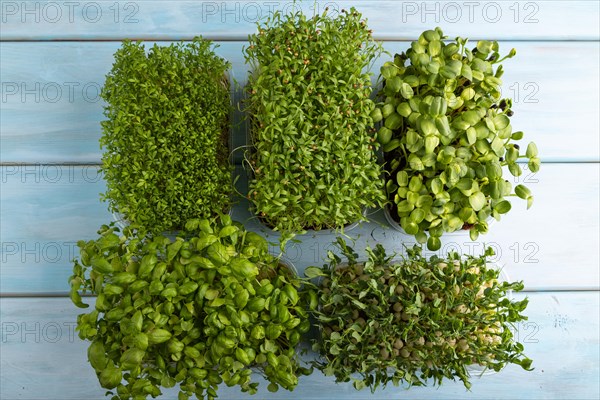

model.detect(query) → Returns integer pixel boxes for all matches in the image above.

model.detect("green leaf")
[383,139,402,152]
[511,131,524,140]
[370,108,383,123]
[469,191,487,211]
[409,155,425,171]
[386,76,403,93]
[520,358,534,371]
[87,340,107,370]
[491,136,505,156]
[396,102,412,118]
[396,171,409,187]
[493,114,510,130]
[506,147,519,163]
[466,127,477,145]
[476,40,493,54]
[527,195,534,209]
[486,162,502,180]
[461,63,473,81]
[528,157,541,173]
[427,236,441,251]
[526,142,538,158]
[447,216,463,231]
[381,62,398,79]
[167,240,183,262]
[99,363,122,389]
[415,231,427,244]
[147,329,172,344]
[515,185,532,200]
[384,113,403,130]
[456,178,473,191]
[120,348,145,370]
[425,135,440,154]
[469,228,479,241]
[304,266,326,279]
[431,178,444,195]
[428,40,442,56]
[495,200,512,214]
[462,111,480,126]
[508,163,522,177]
[400,83,414,99]
[97,233,120,250]
[403,221,419,235]
[382,103,395,118]
[91,256,113,274]
[397,200,414,213]
[435,116,451,136]
[70,290,89,308]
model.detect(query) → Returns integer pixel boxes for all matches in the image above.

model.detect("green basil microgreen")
[69,219,312,400]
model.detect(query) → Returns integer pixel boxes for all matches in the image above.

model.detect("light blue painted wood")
[1,41,598,163]
[0,41,249,163]
[1,163,598,293]
[1,1,598,41]
[1,292,598,399]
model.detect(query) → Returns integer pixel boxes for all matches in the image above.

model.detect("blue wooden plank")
[0,41,248,163]
[1,292,598,399]
[1,1,598,41]
[1,163,598,293]
[1,41,598,163]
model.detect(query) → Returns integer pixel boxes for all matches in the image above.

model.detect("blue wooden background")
[1,1,599,399]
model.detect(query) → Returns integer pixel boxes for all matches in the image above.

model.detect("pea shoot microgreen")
[306,238,533,392]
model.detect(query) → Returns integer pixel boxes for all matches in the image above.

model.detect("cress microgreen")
[244,7,386,234]
[375,28,539,250]
[69,216,312,400]
[306,238,533,392]
[100,38,233,234]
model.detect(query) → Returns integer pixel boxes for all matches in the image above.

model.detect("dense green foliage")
[305,239,532,392]
[69,216,312,400]
[100,38,232,233]
[375,28,539,250]
[244,8,386,233]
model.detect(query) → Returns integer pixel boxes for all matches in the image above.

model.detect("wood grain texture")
[1,41,598,163]
[1,163,598,294]
[1,292,598,399]
[1,0,598,397]
[1,1,598,41]
[0,41,249,163]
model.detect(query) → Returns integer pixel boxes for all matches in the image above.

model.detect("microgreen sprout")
[375,28,539,250]
[244,7,386,235]
[306,238,533,392]
[100,38,233,233]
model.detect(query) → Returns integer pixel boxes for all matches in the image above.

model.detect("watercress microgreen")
[100,38,233,233]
